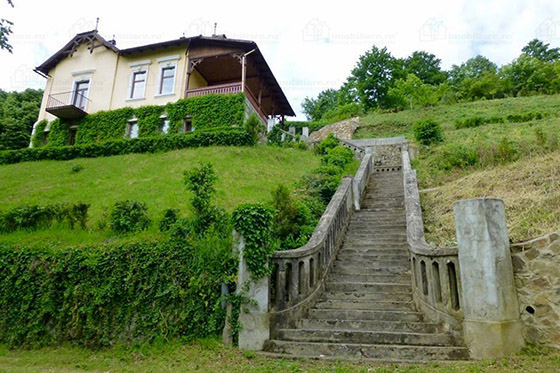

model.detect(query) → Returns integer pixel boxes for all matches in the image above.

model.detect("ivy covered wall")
[33,93,246,147]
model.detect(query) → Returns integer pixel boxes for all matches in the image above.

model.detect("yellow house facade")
[33,30,294,141]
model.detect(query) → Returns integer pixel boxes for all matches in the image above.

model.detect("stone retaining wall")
[511,231,560,349]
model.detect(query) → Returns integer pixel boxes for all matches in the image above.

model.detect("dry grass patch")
[422,151,560,246]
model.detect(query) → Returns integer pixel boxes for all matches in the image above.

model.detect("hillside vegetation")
[355,94,560,243]
[0,146,320,247]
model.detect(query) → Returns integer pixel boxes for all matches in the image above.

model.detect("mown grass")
[0,146,320,247]
[0,339,558,372]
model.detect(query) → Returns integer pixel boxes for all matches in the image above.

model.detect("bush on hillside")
[413,118,444,146]
[0,202,89,232]
[244,113,266,144]
[110,200,151,233]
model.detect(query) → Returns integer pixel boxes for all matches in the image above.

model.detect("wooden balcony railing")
[186,82,243,98]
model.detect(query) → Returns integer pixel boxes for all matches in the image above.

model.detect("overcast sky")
[1,0,560,119]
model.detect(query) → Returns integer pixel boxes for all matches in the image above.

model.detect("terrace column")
[453,198,524,359]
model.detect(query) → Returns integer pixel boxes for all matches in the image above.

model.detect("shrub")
[413,118,444,146]
[0,202,89,232]
[455,116,484,129]
[110,200,151,233]
[436,144,479,170]
[159,209,180,232]
[183,163,228,237]
[70,164,84,173]
[314,133,339,155]
[1,128,254,165]
[244,113,266,144]
[321,146,355,168]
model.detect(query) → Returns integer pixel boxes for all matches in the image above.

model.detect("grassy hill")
[0,146,320,247]
[355,94,560,243]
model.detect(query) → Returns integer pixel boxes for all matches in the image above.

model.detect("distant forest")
[0,88,42,150]
[302,39,560,122]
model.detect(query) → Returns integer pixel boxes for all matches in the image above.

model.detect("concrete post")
[453,198,524,359]
[302,127,309,138]
[234,230,270,350]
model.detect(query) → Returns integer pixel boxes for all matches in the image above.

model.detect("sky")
[1,0,560,119]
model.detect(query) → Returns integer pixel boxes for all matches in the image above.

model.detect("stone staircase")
[263,168,469,362]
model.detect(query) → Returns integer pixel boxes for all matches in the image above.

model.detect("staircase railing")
[401,147,464,330]
[268,153,373,329]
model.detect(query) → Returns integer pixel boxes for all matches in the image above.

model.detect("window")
[130,70,147,99]
[182,116,193,133]
[127,120,139,138]
[68,127,77,146]
[73,80,89,109]
[160,119,170,134]
[159,66,176,95]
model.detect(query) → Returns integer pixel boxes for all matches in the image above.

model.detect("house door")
[73,80,89,110]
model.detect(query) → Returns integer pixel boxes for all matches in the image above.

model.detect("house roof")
[35,30,295,116]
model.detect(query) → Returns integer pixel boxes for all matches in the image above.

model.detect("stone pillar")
[453,198,524,359]
[302,127,309,138]
[234,231,270,350]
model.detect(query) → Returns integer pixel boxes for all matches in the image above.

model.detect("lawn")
[0,145,320,247]
[0,339,558,372]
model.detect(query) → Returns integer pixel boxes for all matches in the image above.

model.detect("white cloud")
[1,0,559,119]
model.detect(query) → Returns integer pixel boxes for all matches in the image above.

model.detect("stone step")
[263,340,469,361]
[314,300,415,311]
[326,273,411,284]
[331,262,410,272]
[332,258,410,268]
[337,251,410,259]
[297,319,440,333]
[326,281,411,293]
[340,243,410,250]
[321,290,412,301]
[275,328,459,346]
[329,266,411,277]
[308,308,424,322]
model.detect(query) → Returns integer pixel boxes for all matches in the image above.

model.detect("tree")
[449,55,497,88]
[0,0,14,53]
[522,39,560,63]
[347,45,404,110]
[0,88,43,150]
[385,73,438,110]
[301,88,339,121]
[403,51,448,86]
[499,54,558,96]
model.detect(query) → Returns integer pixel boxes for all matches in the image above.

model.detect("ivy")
[135,105,166,137]
[30,119,48,148]
[74,107,134,144]
[0,238,236,347]
[0,128,254,165]
[232,204,274,279]
[46,119,70,147]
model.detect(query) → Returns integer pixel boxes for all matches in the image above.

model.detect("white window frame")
[127,118,139,139]
[127,60,151,101]
[155,55,180,98]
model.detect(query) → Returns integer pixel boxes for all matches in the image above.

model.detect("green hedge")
[0,127,253,165]
[32,93,246,147]
[0,239,235,347]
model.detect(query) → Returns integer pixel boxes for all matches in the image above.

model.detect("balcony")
[186,82,243,98]
[186,82,268,122]
[46,91,90,119]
